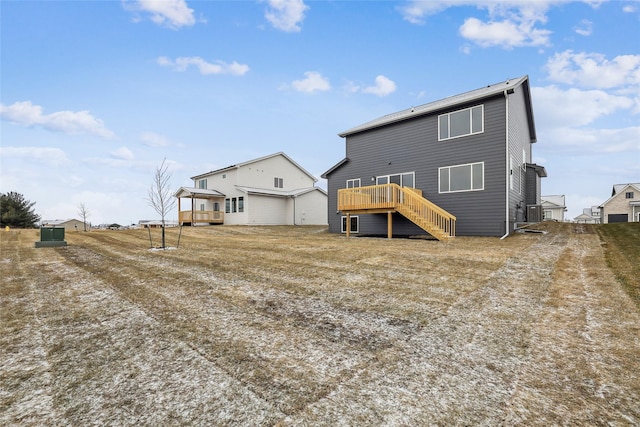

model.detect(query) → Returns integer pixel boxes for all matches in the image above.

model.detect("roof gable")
[338,75,535,139]
[191,152,317,182]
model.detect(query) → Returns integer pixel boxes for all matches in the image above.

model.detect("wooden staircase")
[338,184,456,240]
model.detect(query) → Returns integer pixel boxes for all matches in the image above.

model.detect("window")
[231,198,237,213]
[438,105,483,140]
[341,216,359,233]
[626,192,634,199]
[225,198,230,213]
[346,178,361,188]
[544,210,553,220]
[198,179,207,189]
[200,203,205,211]
[274,177,283,188]
[238,197,244,212]
[375,172,415,188]
[439,162,484,193]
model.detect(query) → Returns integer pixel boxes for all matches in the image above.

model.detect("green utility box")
[35,227,67,248]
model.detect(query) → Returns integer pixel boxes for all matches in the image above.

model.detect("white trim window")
[198,179,207,189]
[439,162,484,193]
[438,105,484,140]
[346,178,361,188]
[376,172,415,188]
[274,177,283,188]
[341,215,359,233]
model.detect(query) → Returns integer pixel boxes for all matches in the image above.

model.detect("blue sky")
[1,0,639,225]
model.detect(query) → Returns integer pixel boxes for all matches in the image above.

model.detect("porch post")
[191,197,195,225]
[346,213,351,238]
[387,211,392,238]
[178,197,181,225]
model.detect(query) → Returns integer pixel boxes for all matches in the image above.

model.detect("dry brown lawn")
[1,223,639,426]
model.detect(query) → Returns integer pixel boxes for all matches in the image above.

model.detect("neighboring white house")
[41,219,87,231]
[574,206,601,224]
[175,152,328,226]
[541,195,566,221]
[599,183,640,223]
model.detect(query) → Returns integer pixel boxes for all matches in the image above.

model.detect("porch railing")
[179,210,224,224]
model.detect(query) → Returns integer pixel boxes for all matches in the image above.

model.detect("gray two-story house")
[322,75,547,239]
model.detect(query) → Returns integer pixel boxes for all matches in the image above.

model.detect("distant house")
[599,183,640,223]
[41,219,86,231]
[175,152,327,226]
[541,195,566,221]
[574,206,600,224]
[138,220,179,229]
[322,76,546,238]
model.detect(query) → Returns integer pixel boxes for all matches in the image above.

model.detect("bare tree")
[147,158,176,248]
[78,202,90,232]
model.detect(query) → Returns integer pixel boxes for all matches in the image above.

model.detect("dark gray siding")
[326,94,510,236]
[507,86,536,231]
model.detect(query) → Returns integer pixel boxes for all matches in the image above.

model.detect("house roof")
[190,152,318,183]
[41,219,81,225]
[235,185,327,198]
[338,75,535,140]
[574,213,595,220]
[611,182,640,196]
[174,187,226,198]
[526,163,547,178]
[541,195,566,208]
[321,157,349,178]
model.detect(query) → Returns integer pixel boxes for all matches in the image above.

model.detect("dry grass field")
[1,222,639,426]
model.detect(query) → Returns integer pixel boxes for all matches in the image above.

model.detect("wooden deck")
[338,184,456,240]
[179,210,224,225]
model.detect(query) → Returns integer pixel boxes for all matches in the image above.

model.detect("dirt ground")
[1,223,639,426]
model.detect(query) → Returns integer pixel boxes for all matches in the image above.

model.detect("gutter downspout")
[500,89,510,240]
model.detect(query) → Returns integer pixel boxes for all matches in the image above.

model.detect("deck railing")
[338,184,456,238]
[179,210,224,224]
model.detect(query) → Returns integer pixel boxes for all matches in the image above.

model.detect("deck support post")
[346,213,351,238]
[177,198,181,225]
[387,211,392,238]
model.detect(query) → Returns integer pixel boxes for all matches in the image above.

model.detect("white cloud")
[140,131,171,147]
[362,75,397,97]
[623,4,637,13]
[532,85,634,128]
[157,56,249,76]
[264,0,309,32]
[541,126,640,153]
[345,75,397,97]
[544,50,640,90]
[574,19,593,36]
[290,72,331,93]
[0,101,115,138]
[125,0,196,29]
[399,1,572,48]
[111,147,135,160]
[0,146,69,166]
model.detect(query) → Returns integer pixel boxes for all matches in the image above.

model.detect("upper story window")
[376,172,415,188]
[626,192,634,199]
[439,162,484,193]
[274,177,283,188]
[346,178,361,188]
[198,179,207,189]
[438,105,484,141]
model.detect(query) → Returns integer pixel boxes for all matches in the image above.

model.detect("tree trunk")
[161,225,166,248]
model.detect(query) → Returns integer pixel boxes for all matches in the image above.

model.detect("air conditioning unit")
[527,205,542,223]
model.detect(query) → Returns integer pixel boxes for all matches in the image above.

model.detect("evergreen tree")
[0,192,41,228]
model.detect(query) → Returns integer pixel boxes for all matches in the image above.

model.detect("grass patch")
[596,223,640,308]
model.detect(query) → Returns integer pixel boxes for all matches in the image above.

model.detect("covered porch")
[174,187,226,226]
